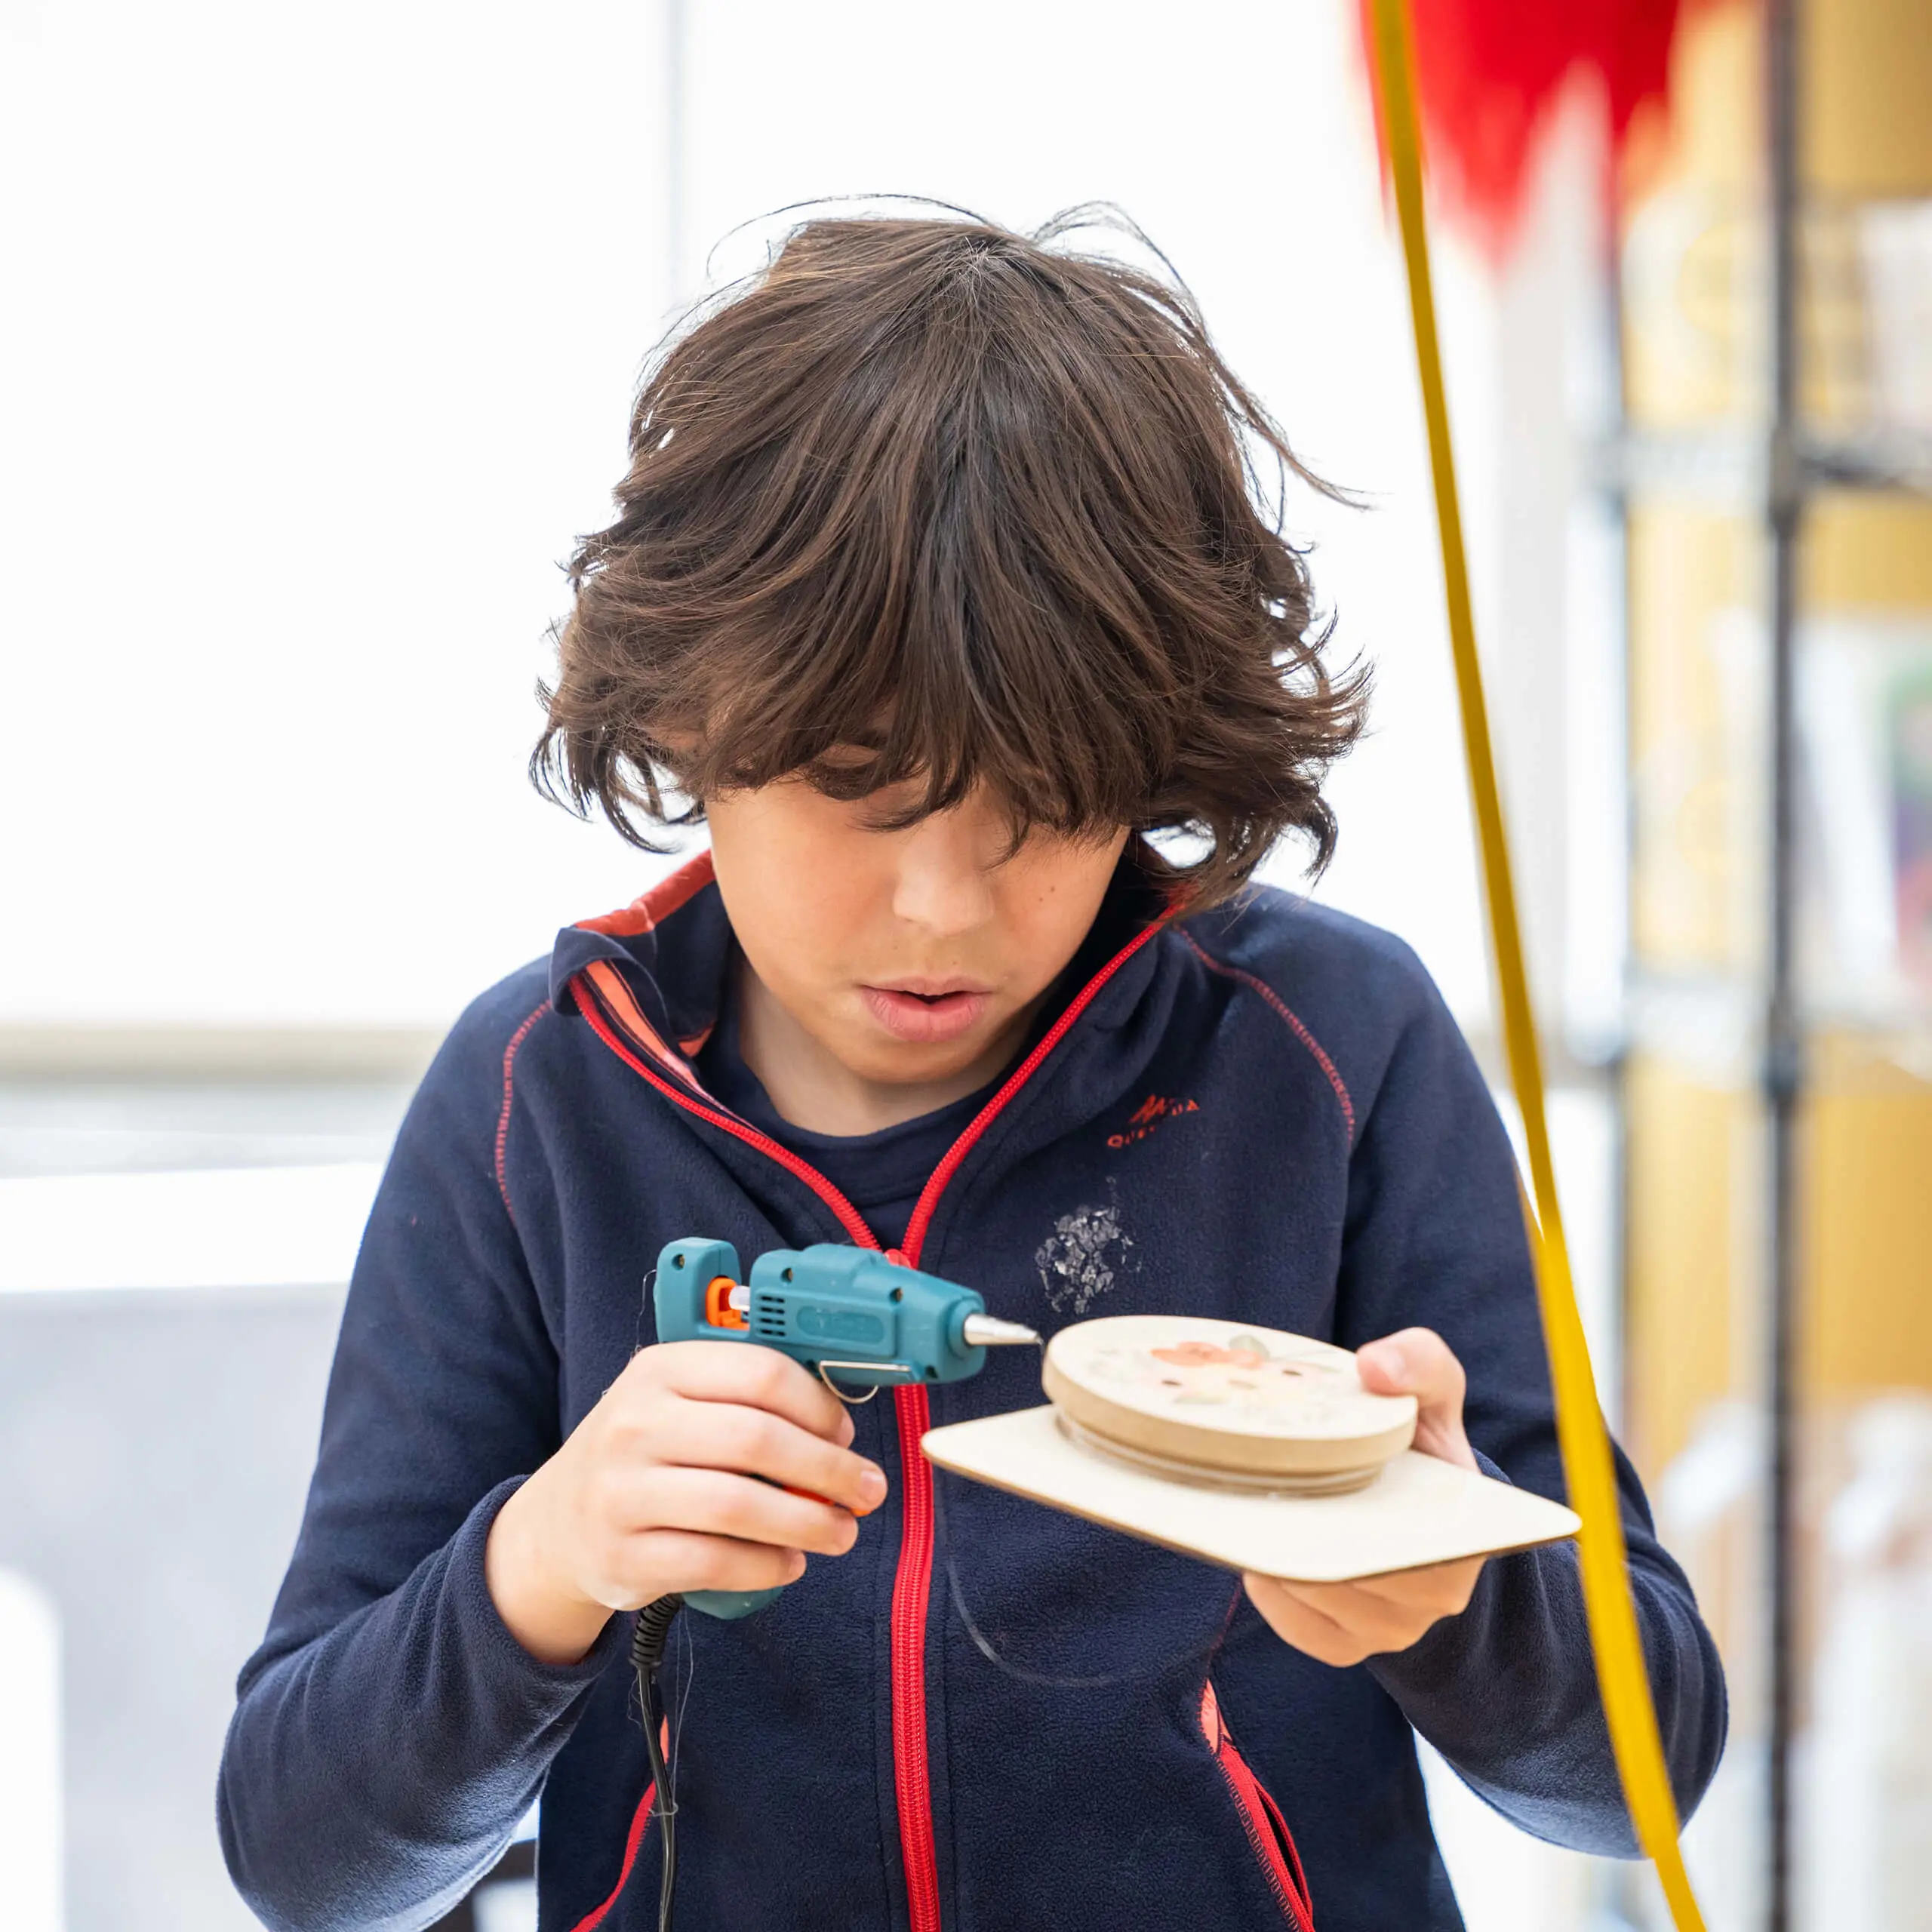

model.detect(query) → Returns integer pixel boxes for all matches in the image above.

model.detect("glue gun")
[653,1236,1040,1619]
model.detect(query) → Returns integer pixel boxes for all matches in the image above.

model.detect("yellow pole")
[1361,3,1707,1926]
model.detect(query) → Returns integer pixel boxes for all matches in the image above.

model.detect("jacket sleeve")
[1329,953,1727,1855]
[216,989,629,1931]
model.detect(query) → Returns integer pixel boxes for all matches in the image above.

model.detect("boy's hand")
[485,1341,888,1665]
[1241,1327,1487,1667]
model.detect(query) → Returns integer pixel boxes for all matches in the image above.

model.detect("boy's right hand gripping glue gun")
[653,1236,1039,1619]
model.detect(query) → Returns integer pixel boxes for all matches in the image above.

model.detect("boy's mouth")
[859,982,992,1044]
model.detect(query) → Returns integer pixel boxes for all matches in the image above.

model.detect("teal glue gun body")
[652,1237,1039,1620]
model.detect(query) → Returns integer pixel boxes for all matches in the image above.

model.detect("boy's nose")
[889,814,998,937]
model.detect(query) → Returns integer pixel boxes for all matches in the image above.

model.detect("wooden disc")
[1041,1315,1417,1481]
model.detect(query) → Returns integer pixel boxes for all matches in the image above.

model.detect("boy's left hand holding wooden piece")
[1241,1327,1487,1666]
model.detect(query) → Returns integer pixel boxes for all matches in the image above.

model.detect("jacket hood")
[548,840,1181,1078]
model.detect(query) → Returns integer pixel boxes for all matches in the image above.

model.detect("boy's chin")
[840,1010,1008,1088]
[848,1035,991,1086]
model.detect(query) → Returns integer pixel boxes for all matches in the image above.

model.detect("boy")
[220,214,1724,1932]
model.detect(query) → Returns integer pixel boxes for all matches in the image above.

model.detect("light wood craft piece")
[1041,1315,1418,1488]
[924,1315,1580,1583]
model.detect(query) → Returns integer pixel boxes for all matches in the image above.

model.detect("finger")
[1348,1556,1486,1621]
[1241,1574,1377,1668]
[654,1398,888,1516]
[1355,1327,1460,1405]
[641,1340,855,1444]
[603,1528,808,1609]
[1355,1327,1477,1472]
[1251,1574,1459,1660]
[634,1464,864,1557]
[1278,1574,1470,1652]
[1275,1579,1438,1655]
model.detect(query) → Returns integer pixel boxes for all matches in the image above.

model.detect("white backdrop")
[0,0,1510,1031]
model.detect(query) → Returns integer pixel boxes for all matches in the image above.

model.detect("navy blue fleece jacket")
[218,851,1724,1932]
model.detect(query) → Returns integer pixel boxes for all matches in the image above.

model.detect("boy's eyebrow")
[815,738,892,764]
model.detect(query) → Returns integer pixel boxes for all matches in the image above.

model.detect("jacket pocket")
[1199,1681,1314,1931]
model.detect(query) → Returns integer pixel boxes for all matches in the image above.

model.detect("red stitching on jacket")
[565,1777,657,1932]
[1180,932,1355,1143]
[494,1001,550,1223]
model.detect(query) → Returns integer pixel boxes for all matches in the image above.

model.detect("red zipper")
[572,909,1169,1932]
[578,961,877,1247]
[564,1777,657,1932]
[897,915,1166,1263]
[1199,1682,1314,1931]
[888,1383,942,1932]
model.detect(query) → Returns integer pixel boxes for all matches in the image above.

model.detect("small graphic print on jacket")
[1106,1094,1200,1149]
[1036,1201,1135,1317]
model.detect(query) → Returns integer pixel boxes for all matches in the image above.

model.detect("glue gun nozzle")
[959,1313,1042,1349]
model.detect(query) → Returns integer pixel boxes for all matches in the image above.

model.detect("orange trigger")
[705,1275,749,1329]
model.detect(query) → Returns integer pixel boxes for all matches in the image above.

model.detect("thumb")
[1355,1327,1478,1472]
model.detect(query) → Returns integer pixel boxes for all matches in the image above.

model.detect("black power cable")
[629,1594,685,1932]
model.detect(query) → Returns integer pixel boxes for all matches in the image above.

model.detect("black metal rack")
[1638,6,1922,1925]
[1764,8,1802,1928]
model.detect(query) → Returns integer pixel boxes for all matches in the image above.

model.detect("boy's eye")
[807,745,896,804]
[851,785,928,831]
[817,745,881,774]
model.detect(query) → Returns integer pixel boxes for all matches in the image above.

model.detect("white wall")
[0,1567,63,1932]
[0,0,686,1029]
[1,0,1586,1038]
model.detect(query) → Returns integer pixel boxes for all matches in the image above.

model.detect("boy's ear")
[652,728,703,761]
[645,728,708,803]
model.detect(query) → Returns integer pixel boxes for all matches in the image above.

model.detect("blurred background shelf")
[1597,424,1932,500]
[1612,2,1932,1924]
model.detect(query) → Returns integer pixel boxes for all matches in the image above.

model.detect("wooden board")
[922,1404,1581,1583]
[1042,1314,1417,1481]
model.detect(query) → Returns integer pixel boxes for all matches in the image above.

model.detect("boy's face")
[706,774,1128,1095]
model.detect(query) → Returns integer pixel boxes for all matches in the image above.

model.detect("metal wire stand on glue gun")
[629,1238,1040,1932]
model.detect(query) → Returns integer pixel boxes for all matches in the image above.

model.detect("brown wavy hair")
[534,205,1367,906]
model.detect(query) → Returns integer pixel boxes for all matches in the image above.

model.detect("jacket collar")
[551,840,1177,1064]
